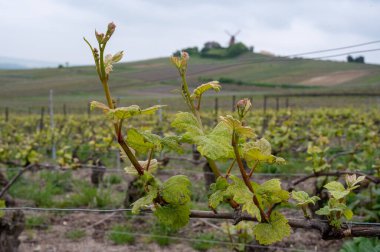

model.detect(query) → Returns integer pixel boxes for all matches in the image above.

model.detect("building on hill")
[203,41,222,50]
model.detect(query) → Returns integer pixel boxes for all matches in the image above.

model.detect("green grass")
[1,52,380,110]
[25,216,49,230]
[65,229,86,241]
[105,174,123,185]
[108,224,135,245]
[59,181,114,209]
[150,222,177,246]
[191,233,216,251]
[8,171,73,207]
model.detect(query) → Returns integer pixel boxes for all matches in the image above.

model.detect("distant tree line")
[347,55,365,64]
[173,41,253,59]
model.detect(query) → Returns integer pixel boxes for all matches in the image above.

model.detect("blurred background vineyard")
[1,0,380,251]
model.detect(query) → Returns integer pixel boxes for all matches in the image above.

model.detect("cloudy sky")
[1,0,380,65]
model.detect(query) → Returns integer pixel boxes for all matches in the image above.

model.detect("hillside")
[0,52,380,110]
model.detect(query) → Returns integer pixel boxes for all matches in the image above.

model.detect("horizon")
[1,0,380,67]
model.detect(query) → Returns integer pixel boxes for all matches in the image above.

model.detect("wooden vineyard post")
[63,104,67,118]
[260,115,269,138]
[39,107,45,131]
[214,97,219,124]
[5,107,9,122]
[263,95,267,115]
[286,97,289,108]
[87,102,91,118]
[276,97,279,111]
[49,90,56,160]
[232,95,236,112]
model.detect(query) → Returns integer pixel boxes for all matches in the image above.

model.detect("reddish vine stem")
[225,159,236,178]
[232,133,267,222]
[117,139,144,175]
[146,148,154,171]
[248,160,259,178]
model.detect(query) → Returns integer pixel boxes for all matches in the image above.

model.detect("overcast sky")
[1,0,380,65]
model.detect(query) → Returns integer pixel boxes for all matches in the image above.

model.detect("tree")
[355,56,365,63]
[226,42,249,57]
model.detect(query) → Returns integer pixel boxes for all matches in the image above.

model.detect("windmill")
[225,30,241,47]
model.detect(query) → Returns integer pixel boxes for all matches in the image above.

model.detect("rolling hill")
[0,52,380,111]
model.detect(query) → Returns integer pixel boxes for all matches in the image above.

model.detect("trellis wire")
[17,220,313,252]
[107,231,314,252]
[1,207,380,226]
[0,165,326,177]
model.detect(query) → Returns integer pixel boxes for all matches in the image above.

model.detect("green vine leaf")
[154,203,191,230]
[343,208,353,220]
[109,105,141,119]
[161,136,183,154]
[141,105,167,115]
[244,138,284,164]
[209,177,230,209]
[127,129,182,154]
[255,179,289,208]
[253,211,291,245]
[316,198,350,227]
[160,175,191,205]
[315,205,330,216]
[345,174,366,190]
[291,191,320,206]
[226,175,261,221]
[172,112,203,142]
[131,186,158,214]
[190,81,221,99]
[126,128,155,154]
[108,105,166,120]
[125,159,158,175]
[220,115,255,139]
[307,144,322,154]
[195,122,234,160]
[138,131,162,150]
[324,181,350,199]
[90,101,110,113]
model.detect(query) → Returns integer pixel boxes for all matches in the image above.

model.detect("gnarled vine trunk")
[124,177,145,207]
[0,171,25,252]
[0,210,25,252]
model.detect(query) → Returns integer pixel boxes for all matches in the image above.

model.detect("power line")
[184,46,380,79]
[311,48,380,60]
[287,40,380,57]
[239,47,380,65]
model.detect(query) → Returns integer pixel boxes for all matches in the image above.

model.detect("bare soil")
[17,207,345,252]
[298,70,370,86]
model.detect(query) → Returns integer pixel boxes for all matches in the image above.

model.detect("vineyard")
[0,22,380,252]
